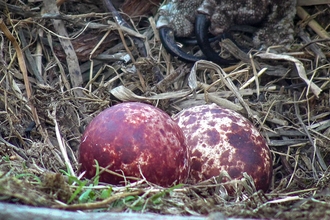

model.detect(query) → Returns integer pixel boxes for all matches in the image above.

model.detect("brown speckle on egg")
[79,102,190,187]
[173,104,272,192]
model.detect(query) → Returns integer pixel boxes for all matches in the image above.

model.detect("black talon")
[103,0,147,57]
[176,25,257,46]
[176,34,223,45]
[195,14,237,65]
[158,26,203,63]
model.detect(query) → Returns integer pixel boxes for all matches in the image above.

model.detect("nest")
[0,0,330,219]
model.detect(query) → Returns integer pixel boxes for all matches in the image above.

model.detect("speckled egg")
[79,102,190,187]
[173,104,272,192]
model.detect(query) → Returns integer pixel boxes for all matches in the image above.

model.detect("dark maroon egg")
[173,104,272,192]
[79,102,190,187]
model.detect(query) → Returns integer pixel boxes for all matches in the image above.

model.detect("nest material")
[0,0,330,219]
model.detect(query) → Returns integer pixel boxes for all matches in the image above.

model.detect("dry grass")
[0,0,330,219]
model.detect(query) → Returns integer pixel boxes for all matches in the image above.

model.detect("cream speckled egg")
[173,104,272,191]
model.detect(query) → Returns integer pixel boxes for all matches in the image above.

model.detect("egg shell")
[173,104,272,192]
[79,102,190,187]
